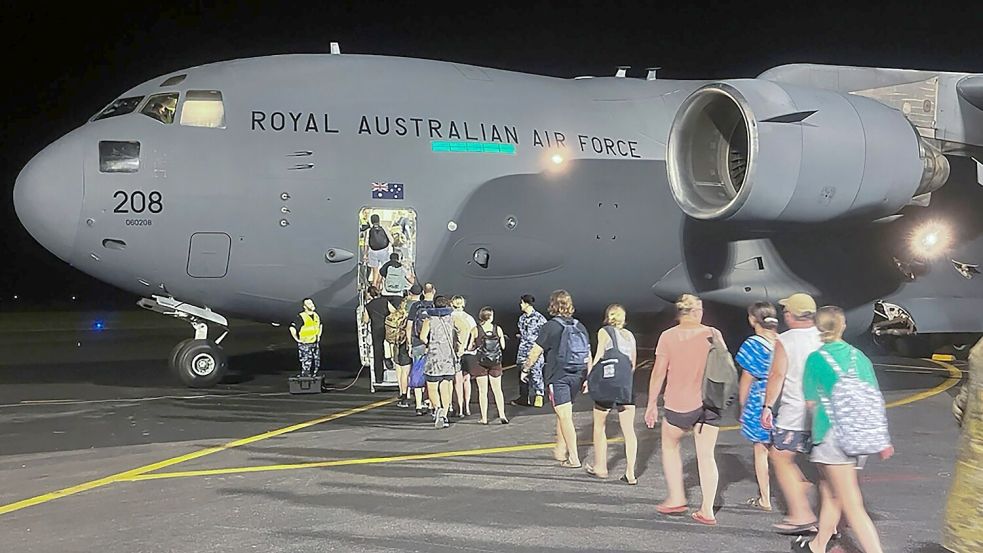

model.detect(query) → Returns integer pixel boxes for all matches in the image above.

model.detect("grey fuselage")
[14,54,983,337]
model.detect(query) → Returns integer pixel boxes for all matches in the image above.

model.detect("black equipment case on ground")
[289,376,323,394]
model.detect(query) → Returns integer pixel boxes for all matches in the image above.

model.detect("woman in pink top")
[645,294,725,525]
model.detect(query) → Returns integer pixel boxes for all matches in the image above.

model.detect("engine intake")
[666,80,949,222]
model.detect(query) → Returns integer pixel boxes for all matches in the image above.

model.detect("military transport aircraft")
[13,45,983,387]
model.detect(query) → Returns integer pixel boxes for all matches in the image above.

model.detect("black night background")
[2,1,980,311]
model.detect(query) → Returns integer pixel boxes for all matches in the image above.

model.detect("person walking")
[363,286,395,385]
[469,306,508,424]
[793,306,894,553]
[523,290,591,468]
[450,295,477,417]
[288,298,322,377]
[420,296,458,429]
[585,304,638,484]
[736,301,780,512]
[644,294,724,525]
[405,283,432,415]
[514,294,547,407]
[363,213,391,288]
[761,293,822,535]
[380,252,414,299]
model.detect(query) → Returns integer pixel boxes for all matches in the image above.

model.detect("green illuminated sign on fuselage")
[431,141,516,155]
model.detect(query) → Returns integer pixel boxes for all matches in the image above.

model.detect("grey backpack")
[702,333,738,414]
[817,348,891,456]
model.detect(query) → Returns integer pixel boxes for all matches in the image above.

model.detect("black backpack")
[476,326,503,367]
[587,326,633,405]
[368,224,389,250]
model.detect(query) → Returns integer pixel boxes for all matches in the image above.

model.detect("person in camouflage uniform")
[514,294,547,407]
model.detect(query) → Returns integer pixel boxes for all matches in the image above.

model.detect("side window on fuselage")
[180,90,225,128]
[99,141,141,173]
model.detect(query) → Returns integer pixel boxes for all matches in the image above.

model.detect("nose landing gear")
[139,295,229,388]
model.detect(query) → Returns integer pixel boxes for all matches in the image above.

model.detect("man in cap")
[761,293,822,534]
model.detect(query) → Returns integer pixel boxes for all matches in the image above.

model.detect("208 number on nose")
[113,190,163,214]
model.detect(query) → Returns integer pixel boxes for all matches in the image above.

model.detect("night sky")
[2,1,980,309]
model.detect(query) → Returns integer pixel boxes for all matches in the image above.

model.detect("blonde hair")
[816,305,846,343]
[604,304,626,328]
[548,290,575,317]
[451,295,466,310]
[675,294,702,318]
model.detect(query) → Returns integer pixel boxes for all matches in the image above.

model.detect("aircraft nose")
[13,133,83,263]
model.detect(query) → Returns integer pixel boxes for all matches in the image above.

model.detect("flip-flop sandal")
[584,464,608,479]
[656,504,688,515]
[560,459,582,469]
[773,521,819,535]
[745,497,773,511]
[691,512,717,526]
[620,475,638,486]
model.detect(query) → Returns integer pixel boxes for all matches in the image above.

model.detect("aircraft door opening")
[356,207,418,392]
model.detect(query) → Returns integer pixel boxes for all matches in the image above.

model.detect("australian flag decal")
[371,182,404,200]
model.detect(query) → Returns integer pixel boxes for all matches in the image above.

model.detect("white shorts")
[811,431,868,468]
[367,247,390,268]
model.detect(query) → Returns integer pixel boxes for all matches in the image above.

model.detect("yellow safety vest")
[298,312,321,343]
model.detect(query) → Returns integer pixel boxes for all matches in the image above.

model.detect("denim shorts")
[772,427,813,454]
[549,372,584,407]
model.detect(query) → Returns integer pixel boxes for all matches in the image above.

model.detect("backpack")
[383,264,405,294]
[818,348,891,456]
[368,224,389,250]
[702,332,739,415]
[555,318,590,374]
[476,325,503,367]
[385,300,409,344]
[587,326,633,404]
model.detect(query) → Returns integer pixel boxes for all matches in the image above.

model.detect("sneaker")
[434,408,445,428]
[533,395,544,408]
[397,398,409,408]
[415,407,428,416]
[509,398,530,407]
[441,417,450,429]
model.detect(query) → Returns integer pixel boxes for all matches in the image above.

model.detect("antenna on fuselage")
[646,67,661,80]
[615,66,630,78]
[330,42,341,55]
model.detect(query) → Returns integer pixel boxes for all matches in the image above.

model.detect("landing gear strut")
[139,295,229,388]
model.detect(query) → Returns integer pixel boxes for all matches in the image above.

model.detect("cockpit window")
[160,74,186,86]
[180,90,225,129]
[141,93,179,124]
[99,141,140,173]
[92,96,144,121]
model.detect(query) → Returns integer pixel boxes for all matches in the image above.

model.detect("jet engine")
[666,79,949,222]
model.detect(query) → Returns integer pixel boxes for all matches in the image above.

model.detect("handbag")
[409,354,427,388]
[587,326,633,404]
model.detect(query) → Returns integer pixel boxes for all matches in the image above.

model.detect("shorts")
[460,354,479,374]
[549,372,584,407]
[664,407,720,430]
[811,432,867,468]
[425,374,455,383]
[394,344,411,366]
[470,363,503,378]
[594,400,634,412]
[772,427,814,454]
[367,247,389,268]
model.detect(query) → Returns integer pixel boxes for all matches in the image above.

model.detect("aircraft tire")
[173,339,227,388]
[168,339,193,376]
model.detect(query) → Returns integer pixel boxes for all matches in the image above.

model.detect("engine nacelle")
[666,79,949,222]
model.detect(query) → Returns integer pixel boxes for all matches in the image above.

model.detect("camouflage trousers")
[297,342,321,377]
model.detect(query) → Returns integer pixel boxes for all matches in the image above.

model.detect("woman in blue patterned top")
[736,301,780,512]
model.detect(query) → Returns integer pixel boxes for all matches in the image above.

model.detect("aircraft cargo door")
[187,232,231,278]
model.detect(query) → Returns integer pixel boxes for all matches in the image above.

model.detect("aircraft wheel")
[168,339,193,376]
[172,339,227,388]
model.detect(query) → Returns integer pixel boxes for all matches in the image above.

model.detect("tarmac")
[0,309,967,553]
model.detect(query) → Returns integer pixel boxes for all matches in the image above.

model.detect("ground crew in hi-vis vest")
[943,338,983,553]
[289,298,323,377]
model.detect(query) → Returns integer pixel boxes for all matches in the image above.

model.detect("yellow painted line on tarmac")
[885,359,962,408]
[129,360,965,483]
[0,397,395,516]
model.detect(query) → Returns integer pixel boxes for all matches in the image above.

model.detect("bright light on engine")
[910,221,954,260]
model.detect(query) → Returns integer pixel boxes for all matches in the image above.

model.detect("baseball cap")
[409,283,423,295]
[779,293,817,316]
